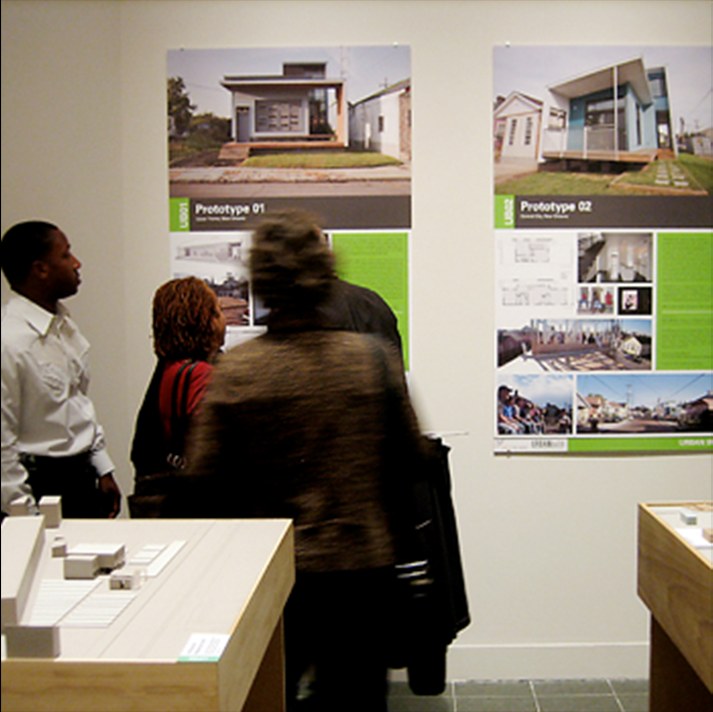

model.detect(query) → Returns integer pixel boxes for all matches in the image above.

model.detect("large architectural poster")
[166,46,412,360]
[493,46,713,454]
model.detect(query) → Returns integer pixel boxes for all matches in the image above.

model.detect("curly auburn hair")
[152,276,222,360]
[250,211,335,312]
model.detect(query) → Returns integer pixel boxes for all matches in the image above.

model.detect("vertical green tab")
[494,195,515,229]
[169,197,191,232]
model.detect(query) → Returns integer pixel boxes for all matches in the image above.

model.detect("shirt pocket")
[40,362,71,401]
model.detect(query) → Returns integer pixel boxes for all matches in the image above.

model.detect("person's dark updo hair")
[250,211,335,312]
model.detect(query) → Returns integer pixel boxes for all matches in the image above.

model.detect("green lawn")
[169,144,403,169]
[677,153,713,193]
[242,151,402,169]
[496,172,616,195]
[495,153,713,196]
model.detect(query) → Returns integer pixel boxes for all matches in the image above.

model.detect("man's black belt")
[21,452,93,470]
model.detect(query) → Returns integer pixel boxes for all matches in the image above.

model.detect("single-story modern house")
[220,62,346,148]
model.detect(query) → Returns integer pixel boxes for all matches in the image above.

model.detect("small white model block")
[8,499,31,517]
[51,536,67,558]
[38,495,62,528]
[64,554,100,580]
[1,517,45,631]
[680,509,698,525]
[5,624,60,658]
[110,568,142,590]
[68,543,126,572]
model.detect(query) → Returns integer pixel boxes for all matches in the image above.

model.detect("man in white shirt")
[1,220,122,518]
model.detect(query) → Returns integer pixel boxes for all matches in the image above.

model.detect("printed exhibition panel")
[493,46,713,454]
[166,46,412,362]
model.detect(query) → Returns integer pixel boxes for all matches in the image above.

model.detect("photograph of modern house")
[219,61,347,155]
[576,372,713,433]
[543,59,673,167]
[495,55,673,171]
[493,46,712,196]
[167,45,412,229]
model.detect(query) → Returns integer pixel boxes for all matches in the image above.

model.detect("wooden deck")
[542,149,659,165]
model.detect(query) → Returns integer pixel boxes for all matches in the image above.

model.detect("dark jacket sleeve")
[130,362,167,478]
[319,279,403,358]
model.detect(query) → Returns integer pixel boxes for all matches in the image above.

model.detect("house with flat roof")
[220,62,346,149]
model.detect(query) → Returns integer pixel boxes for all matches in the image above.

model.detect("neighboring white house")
[691,128,713,157]
[493,91,544,161]
[349,78,411,162]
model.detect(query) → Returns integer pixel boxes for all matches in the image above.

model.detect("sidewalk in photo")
[170,164,412,184]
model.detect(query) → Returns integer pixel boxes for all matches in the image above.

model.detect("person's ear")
[30,259,50,280]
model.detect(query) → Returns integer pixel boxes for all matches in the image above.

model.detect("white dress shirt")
[1,294,114,512]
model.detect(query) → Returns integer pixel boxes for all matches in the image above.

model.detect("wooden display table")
[637,502,713,712]
[1,517,294,712]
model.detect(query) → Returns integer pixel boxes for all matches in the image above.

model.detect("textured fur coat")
[185,327,424,573]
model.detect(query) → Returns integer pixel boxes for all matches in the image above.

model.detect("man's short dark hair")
[1,220,59,288]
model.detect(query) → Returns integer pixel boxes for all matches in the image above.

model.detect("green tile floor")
[388,678,649,712]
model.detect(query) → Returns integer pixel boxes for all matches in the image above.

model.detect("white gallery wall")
[2,0,711,680]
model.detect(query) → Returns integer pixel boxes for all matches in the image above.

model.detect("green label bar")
[568,437,713,453]
[494,195,515,229]
[169,197,191,232]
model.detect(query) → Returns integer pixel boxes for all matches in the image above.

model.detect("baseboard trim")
[440,641,650,681]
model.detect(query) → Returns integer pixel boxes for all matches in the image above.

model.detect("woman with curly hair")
[129,276,225,517]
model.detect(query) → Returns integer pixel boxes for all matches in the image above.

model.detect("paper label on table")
[178,633,229,662]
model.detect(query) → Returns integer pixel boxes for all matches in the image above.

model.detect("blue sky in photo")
[577,372,712,407]
[493,45,712,134]
[498,373,573,408]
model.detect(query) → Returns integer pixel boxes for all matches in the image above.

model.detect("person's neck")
[16,288,59,315]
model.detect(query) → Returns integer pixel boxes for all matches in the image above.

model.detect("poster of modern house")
[493,46,712,202]
[167,45,412,230]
